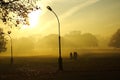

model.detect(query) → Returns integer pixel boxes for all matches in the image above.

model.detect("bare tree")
[0,0,40,28]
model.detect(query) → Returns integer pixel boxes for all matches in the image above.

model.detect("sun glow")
[28,10,41,28]
[22,10,41,29]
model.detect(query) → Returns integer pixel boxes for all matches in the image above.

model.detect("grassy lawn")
[0,53,120,80]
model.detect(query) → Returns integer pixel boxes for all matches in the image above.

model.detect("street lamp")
[1,31,13,64]
[47,6,63,71]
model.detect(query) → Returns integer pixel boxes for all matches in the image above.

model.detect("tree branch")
[0,0,19,5]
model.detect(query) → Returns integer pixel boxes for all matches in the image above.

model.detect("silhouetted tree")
[109,29,120,48]
[81,33,98,47]
[64,31,82,48]
[13,37,35,53]
[0,28,7,53]
[0,0,40,28]
[64,31,98,48]
[38,34,62,49]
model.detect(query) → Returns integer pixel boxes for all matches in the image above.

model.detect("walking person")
[74,52,78,60]
[70,52,73,59]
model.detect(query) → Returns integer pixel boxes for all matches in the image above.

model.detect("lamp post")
[47,6,63,71]
[1,31,13,64]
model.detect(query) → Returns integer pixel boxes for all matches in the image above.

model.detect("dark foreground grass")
[0,53,120,80]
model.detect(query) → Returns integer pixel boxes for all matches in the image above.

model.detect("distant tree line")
[0,29,120,54]
[109,29,120,48]
[37,31,98,49]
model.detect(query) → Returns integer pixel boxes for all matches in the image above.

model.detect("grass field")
[0,52,120,80]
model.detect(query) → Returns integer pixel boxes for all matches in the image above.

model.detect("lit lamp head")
[47,6,52,11]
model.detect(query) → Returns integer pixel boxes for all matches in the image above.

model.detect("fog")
[1,30,119,57]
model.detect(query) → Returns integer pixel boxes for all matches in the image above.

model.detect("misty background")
[1,30,119,57]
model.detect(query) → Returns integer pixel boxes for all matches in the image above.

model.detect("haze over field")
[0,0,120,56]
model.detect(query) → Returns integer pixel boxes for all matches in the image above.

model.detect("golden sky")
[1,0,120,56]
[42,0,120,36]
[30,0,120,36]
[1,0,120,38]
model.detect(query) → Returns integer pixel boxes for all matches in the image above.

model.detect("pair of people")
[70,52,78,60]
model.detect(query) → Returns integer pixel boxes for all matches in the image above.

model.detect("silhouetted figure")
[74,52,78,60]
[70,52,73,59]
